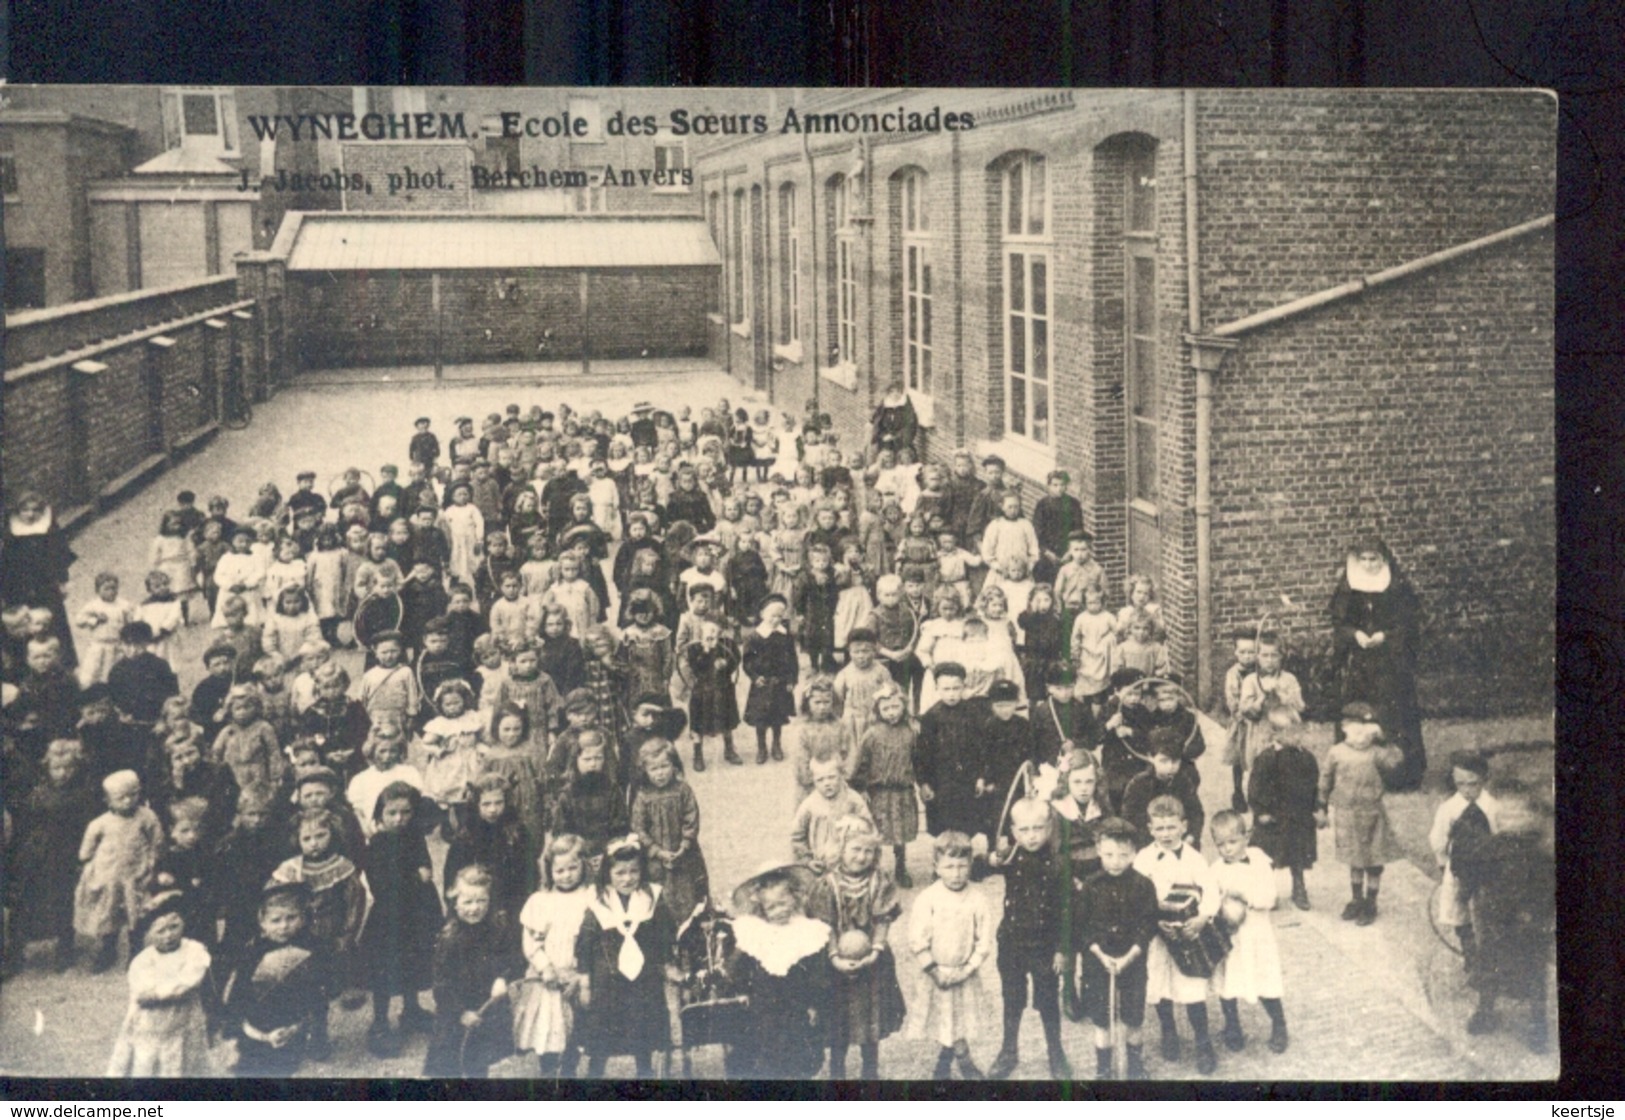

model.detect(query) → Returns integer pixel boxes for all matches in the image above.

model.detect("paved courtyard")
[0,366,1557,1082]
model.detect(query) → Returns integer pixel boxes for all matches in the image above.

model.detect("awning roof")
[283,215,722,272]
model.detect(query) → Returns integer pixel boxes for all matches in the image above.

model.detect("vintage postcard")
[0,85,1555,1083]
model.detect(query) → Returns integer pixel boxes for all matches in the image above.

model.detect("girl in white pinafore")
[513,834,595,1076]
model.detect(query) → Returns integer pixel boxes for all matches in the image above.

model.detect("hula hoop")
[458,976,543,1078]
[1426,880,1465,956]
[329,470,377,502]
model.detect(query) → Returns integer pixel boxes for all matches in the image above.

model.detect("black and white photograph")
[0,84,1555,1083]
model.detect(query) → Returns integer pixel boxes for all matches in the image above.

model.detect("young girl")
[574,836,678,1078]
[726,862,832,1080]
[481,705,548,853]
[619,590,673,702]
[906,831,992,1079]
[135,570,185,664]
[150,797,219,954]
[553,730,630,864]
[630,739,710,929]
[423,865,526,1078]
[1248,708,1321,911]
[848,684,920,887]
[262,584,321,667]
[1115,610,1170,679]
[915,588,967,711]
[794,543,843,674]
[7,739,101,971]
[262,535,309,617]
[75,770,164,973]
[352,532,404,608]
[794,677,852,809]
[935,529,982,609]
[1116,574,1163,641]
[833,544,875,661]
[806,816,908,1079]
[75,573,135,687]
[514,833,594,1076]
[768,505,807,606]
[149,511,201,625]
[106,892,213,1076]
[419,679,483,834]
[444,772,533,921]
[543,551,602,641]
[211,528,266,629]
[1070,584,1118,710]
[1052,749,1107,1020]
[270,808,367,1056]
[1316,703,1405,925]
[536,606,587,698]
[1017,583,1065,704]
[346,717,423,836]
[358,630,421,725]
[195,520,229,618]
[359,782,442,1055]
[743,594,798,765]
[211,685,284,794]
[680,619,741,770]
[1209,811,1290,1055]
[306,525,354,650]
[438,482,487,590]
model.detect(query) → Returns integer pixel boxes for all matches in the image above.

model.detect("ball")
[1220,896,1249,930]
[836,930,872,959]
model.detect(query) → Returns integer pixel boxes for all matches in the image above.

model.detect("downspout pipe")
[804,126,820,415]
[1185,90,1215,707]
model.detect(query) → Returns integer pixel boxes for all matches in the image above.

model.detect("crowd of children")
[0,394,1553,1078]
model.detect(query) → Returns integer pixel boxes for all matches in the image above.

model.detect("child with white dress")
[75,573,136,687]
[907,831,992,1080]
[1208,810,1289,1055]
[513,833,593,1077]
[106,892,213,1076]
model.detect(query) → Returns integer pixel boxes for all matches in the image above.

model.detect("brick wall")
[288,267,714,368]
[4,273,265,518]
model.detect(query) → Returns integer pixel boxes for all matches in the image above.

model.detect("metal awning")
[283,215,722,271]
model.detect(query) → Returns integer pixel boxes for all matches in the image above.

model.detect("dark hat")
[1109,667,1147,692]
[133,889,189,946]
[1046,469,1071,484]
[260,880,311,911]
[632,692,670,711]
[1340,701,1379,723]
[1044,662,1077,686]
[981,454,1006,468]
[414,416,432,426]
[631,401,655,413]
[176,490,196,504]
[562,688,597,714]
[1066,529,1095,544]
[296,470,317,481]
[379,464,399,476]
[626,588,661,614]
[932,661,967,680]
[119,620,156,645]
[78,682,113,705]
[203,642,239,664]
[759,592,788,610]
[988,679,1022,703]
[1447,749,1490,778]
[1146,726,1184,759]
[294,765,341,792]
[422,615,450,635]
[846,626,878,646]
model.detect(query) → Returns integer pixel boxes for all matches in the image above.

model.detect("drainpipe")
[720,169,732,384]
[804,126,820,415]
[1185,90,1214,707]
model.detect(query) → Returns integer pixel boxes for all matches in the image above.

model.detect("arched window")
[1000,153,1051,445]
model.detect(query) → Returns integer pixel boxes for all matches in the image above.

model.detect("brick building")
[694,89,1555,709]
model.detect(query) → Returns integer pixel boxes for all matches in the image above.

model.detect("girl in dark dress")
[536,606,589,698]
[680,620,742,769]
[443,773,533,922]
[360,782,442,1055]
[1246,712,1321,910]
[1328,537,1427,791]
[423,865,527,1077]
[575,836,678,1078]
[0,492,79,670]
[5,739,100,970]
[727,863,832,1080]
[743,595,799,764]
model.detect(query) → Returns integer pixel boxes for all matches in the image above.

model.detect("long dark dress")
[1452,829,1554,1003]
[422,912,527,1076]
[574,887,677,1058]
[5,776,100,944]
[361,828,443,996]
[1247,743,1320,870]
[631,782,711,927]
[743,629,798,727]
[869,395,920,458]
[443,816,532,921]
[1328,551,1427,791]
[726,915,831,1079]
[683,641,740,735]
[0,508,79,669]
[914,699,992,836]
[805,872,907,1048]
[537,636,588,699]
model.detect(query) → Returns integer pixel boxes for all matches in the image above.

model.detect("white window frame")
[901,169,933,404]
[777,183,801,351]
[730,188,751,334]
[1001,154,1052,448]
[653,130,689,193]
[162,87,240,157]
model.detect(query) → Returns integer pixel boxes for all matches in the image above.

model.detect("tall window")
[1002,154,1050,444]
[830,173,857,366]
[1125,144,1158,508]
[901,170,932,398]
[778,183,800,345]
[0,151,17,198]
[731,188,749,325]
[161,88,240,156]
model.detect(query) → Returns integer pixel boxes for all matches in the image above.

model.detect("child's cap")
[176,490,196,504]
[1448,749,1490,778]
[1046,470,1071,484]
[79,682,113,706]
[1109,667,1146,692]
[203,642,238,664]
[1147,726,1184,760]
[119,621,156,645]
[1044,662,1077,686]
[627,588,661,614]
[133,889,188,945]
[632,692,669,711]
[415,416,432,426]
[296,470,317,481]
[846,626,878,646]
[422,615,451,635]
[1340,701,1378,723]
[981,454,1006,468]
[758,592,788,610]
[988,679,1021,703]
[379,464,398,477]
[932,661,967,681]
[369,629,405,647]
[454,416,472,425]
[294,766,341,794]
[562,688,597,714]
[1067,528,1095,544]
[260,879,310,911]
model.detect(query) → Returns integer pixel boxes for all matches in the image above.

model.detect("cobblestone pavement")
[0,368,1558,1083]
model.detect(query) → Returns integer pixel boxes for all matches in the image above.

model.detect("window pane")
[907,297,918,341]
[1007,163,1023,235]
[1034,384,1050,445]
[1130,150,1156,231]
[1029,156,1046,235]
[1032,257,1047,316]
[1009,253,1024,311]
[1133,256,1156,334]
[1011,376,1027,436]
[1010,315,1025,374]
[922,299,932,346]
[921,258,932,295]
[921,348,932,395]
[907,245,917,288]
[1133,338,1158,416]
[1032,318,1048,381]
[918,177,928,231]
[1134,417,1158,500]
[183,94,220,136]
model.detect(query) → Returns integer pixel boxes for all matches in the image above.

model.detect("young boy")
[224,881,331,1076]
[1232,631,1305,811]
[833,628,893,750]
[75,573,135,687]
[907,831,991,1081]
[1247,710,1321,910]
[1031,471,1085,586]
[1030,662,1101,765]
[287,471,328,521]
[1133,794,1221,1075]
[964,456,1010,546]
[866,574,922,711]
[106,621,179,725]
[986,797,1071,1079]
[1221,629,1261,813]
[1054,530,1106,615]
[790,752,874,873]
[1208,810,1290,1055]
[1076,816,1159,1080]
[409,417,440,472]
[189,642,240,747]
[358,631,421,726]
[976,679,1032,867]
[914,663,986,846]
[1120,729,1206,851]
[1429,750,1501,977]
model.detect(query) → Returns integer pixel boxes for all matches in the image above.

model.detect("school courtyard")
[0,368,1555,1084]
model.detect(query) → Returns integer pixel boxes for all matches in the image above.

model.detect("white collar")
[1346,557,1392,593]
[731,913,831,977]
[8,513,50,537]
